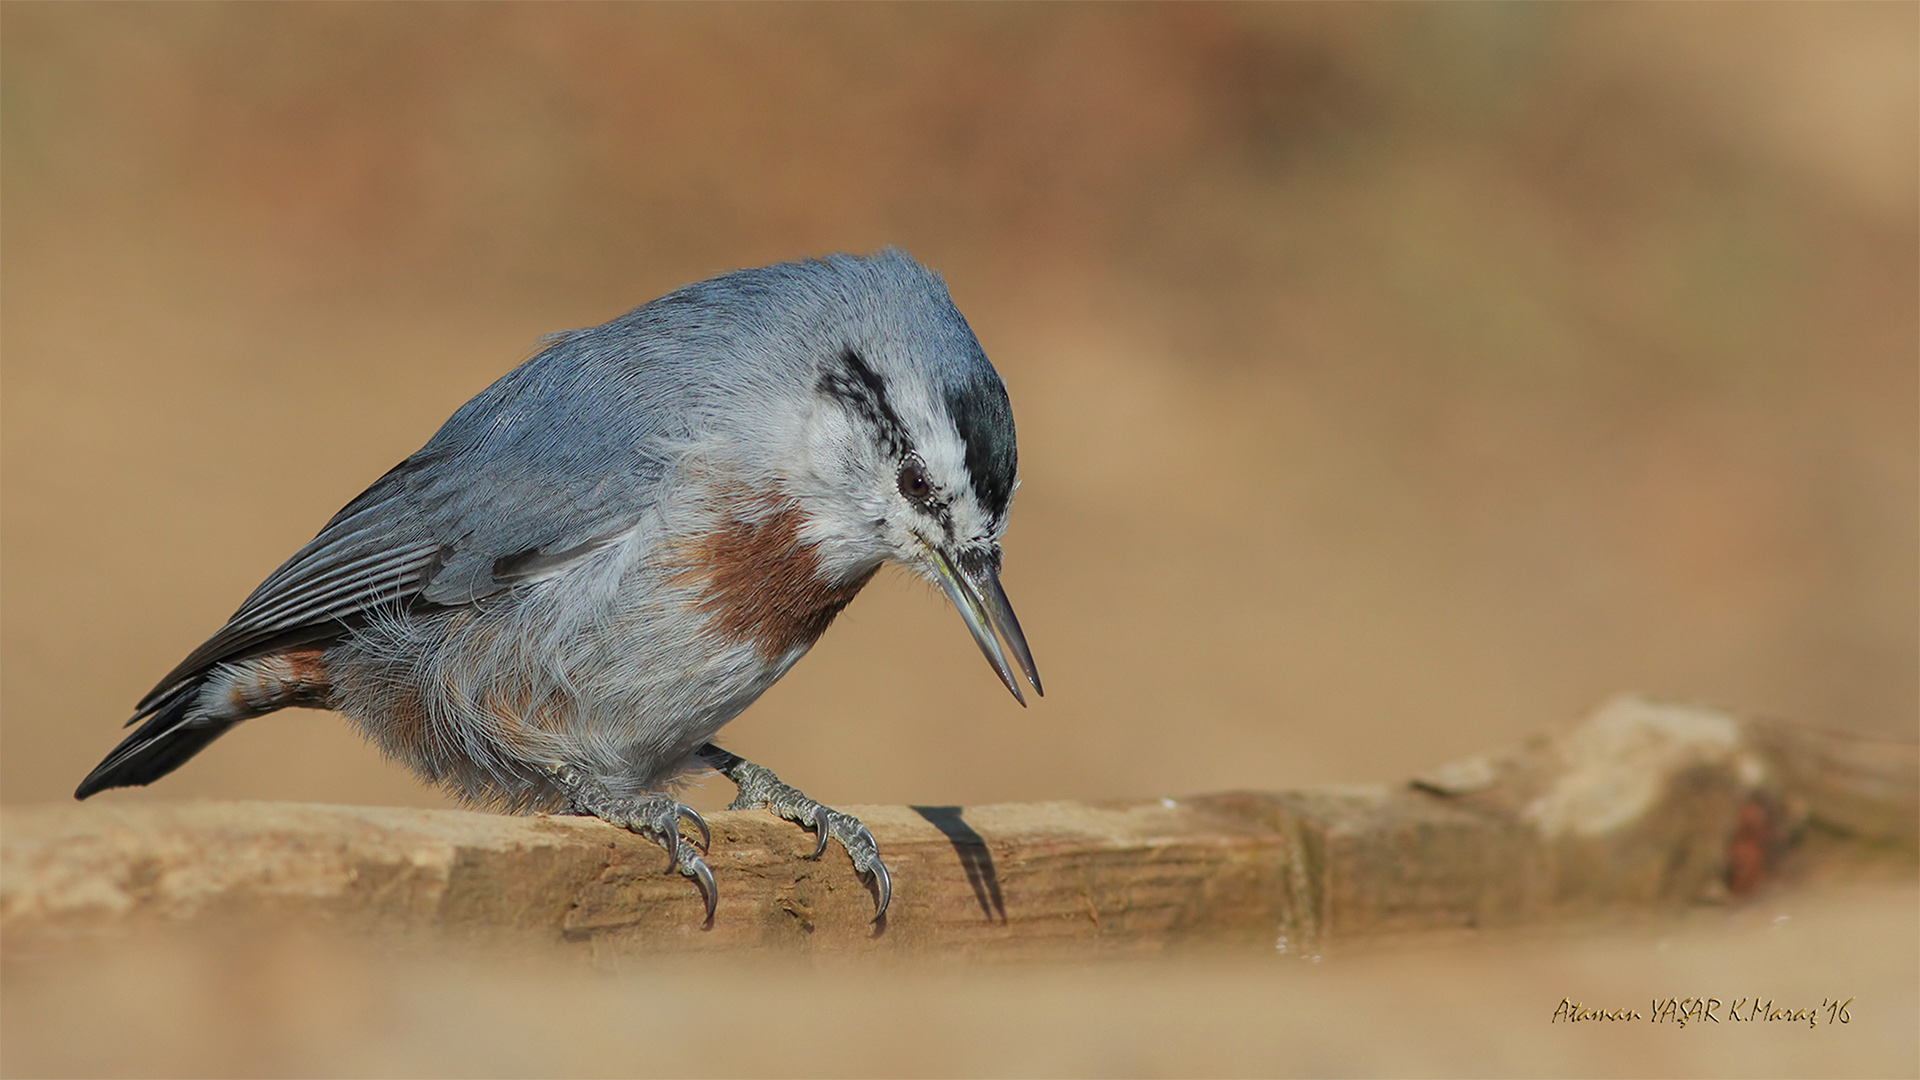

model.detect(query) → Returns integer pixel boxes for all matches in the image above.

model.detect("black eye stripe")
[817,348,911,459]
[816,347,968,536]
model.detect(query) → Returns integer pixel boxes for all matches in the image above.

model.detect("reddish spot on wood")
[1725,800,1774,895]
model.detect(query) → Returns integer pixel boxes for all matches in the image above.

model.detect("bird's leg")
[549,763,717,926]
[696,744,892,921]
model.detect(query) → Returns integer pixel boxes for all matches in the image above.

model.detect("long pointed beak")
[926,545,1043,705]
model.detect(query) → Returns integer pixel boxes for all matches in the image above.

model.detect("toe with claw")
[645,805,719,926]
[550,765,719,926]
[700,746,894,922]
[814,806,892,921]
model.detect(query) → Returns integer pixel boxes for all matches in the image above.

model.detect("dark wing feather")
[134,465,448,711]
[134,333,688,715]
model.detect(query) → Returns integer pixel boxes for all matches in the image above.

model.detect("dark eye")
[897,461,932,501]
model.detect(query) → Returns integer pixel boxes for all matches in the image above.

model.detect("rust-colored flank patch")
[226,647,333,714]
[679,495,875,662]
[279,647,331,688]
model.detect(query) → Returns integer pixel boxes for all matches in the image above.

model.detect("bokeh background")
[2,4,1914,1077]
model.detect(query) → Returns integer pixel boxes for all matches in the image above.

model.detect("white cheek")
[797,407,856,481]
[786,409,900,575]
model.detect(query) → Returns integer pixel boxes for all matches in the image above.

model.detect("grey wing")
[134,344,684,716]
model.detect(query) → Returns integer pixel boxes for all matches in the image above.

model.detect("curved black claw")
[680,804,712,854]
[806,804,832,859]
[646,802,705,872]
[866,856,893,923]
[687,849,717,927]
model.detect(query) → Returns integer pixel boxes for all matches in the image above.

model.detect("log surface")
[5,697,1914,957]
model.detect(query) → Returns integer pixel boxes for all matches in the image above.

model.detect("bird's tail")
[75,646,335,799]
[74,684,239,799]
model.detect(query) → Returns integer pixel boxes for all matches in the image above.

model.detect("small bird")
[75,250,1041,924]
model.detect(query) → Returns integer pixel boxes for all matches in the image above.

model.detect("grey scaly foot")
[697,744,892,921]
[551,764,717,926]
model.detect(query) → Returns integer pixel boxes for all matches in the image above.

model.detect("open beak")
[926,545,1043,705]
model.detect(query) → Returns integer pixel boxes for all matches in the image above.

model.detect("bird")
[74,249,1042,925]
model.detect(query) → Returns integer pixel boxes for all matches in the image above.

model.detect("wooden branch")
[5,698,1913,957]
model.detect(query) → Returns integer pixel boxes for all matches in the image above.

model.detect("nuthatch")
[76,250,1041,924]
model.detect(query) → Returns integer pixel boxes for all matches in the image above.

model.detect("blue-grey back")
[137,250,990,710]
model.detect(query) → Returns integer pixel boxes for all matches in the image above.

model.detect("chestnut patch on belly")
[681,499,875,661]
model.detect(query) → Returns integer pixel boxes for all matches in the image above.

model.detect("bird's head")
[778,252,1042,703]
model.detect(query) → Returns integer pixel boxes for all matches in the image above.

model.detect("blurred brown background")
[5,3,1912,812]
[2,4,1915,1078]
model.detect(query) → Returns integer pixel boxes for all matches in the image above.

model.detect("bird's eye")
[897,461,933,502]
